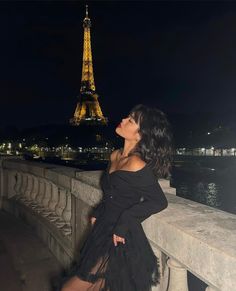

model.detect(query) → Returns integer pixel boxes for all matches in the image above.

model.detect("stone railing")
[0,157,235,291]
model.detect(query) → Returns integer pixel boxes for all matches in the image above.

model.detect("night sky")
[2,1,236,128]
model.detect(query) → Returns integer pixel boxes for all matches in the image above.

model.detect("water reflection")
[205,182,221,208]
[171,165,236,215]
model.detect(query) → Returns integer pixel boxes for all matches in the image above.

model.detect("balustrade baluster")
[62,191,72,236]
[35,178,46,212]
[24,175,34,205]
[6,170,17,198]
[20,173,28,202]
[41,182,53,217]
[62,191,71,224]
[55,188,67,228]
[48,184,59,222]
[167,257,188,291]
[14,172,22,199]
[31,177,40,209]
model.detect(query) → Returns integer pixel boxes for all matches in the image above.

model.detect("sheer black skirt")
[65,209,160,291]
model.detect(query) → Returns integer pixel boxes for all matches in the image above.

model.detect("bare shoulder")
[110,149,121,162]
[126,155,146,172]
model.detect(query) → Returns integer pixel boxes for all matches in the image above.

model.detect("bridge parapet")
[0,157,235,291]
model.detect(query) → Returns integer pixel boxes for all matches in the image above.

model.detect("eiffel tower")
[70,5,108,126]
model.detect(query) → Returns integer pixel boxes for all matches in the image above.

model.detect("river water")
[171,156,236,215]
[171,156,236,290]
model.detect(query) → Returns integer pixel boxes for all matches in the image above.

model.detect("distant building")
[70,5,108,126]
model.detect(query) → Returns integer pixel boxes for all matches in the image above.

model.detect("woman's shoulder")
[126,155,146,172]
[110,149,146,170]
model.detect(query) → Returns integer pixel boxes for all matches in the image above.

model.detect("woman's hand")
[90,217,97,226]
[113,234,125,246]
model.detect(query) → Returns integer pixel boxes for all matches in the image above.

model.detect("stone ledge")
[71,178,103,207]
[142,194,236,291]
[75,170,103,189]
[2,159,176,196]
[2,159,79,189]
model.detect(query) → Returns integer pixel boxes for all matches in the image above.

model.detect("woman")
[61,104,173,291]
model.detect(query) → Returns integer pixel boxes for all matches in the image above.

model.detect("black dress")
[73,163,168,291]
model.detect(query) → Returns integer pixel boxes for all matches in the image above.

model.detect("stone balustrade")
[0,157,235,291]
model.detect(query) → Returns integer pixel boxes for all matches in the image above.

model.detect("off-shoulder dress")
[71,163,168,291]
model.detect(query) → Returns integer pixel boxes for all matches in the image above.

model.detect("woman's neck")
[121,140,138,158]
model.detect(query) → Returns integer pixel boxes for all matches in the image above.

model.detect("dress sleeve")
[114,182,168,237]
[91,200,105,219]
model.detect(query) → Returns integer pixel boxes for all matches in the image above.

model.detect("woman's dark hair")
[129,104,173,178]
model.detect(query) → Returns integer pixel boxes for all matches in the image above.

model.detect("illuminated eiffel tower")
[70,5,108,126]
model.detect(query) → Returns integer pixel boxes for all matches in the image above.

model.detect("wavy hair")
[129,104,173,178]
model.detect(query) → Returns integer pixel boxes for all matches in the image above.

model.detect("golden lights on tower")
[70,5,107,126]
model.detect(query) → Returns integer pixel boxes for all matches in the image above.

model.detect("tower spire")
[70,5,107,126]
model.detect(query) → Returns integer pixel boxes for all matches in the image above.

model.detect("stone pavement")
[0,211,63,291]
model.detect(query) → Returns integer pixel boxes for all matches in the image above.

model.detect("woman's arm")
[91,201,105,219]
[114,181,168,237]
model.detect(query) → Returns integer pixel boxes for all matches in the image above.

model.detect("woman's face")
[115,114,141,142]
